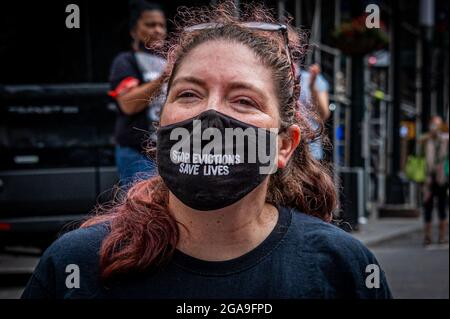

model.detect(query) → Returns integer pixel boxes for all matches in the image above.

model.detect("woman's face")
[160,40,280,129]
[161,39,300,171]
[429,116,443,134]
[133,10,167,48]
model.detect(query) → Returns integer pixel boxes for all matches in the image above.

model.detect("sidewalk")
[352,216,423,246]
[0,253,39,275]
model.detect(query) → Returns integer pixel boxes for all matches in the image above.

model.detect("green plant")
[332,15,389,56]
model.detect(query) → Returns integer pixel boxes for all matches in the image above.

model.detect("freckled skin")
[161,39,300,171]
[161,40,280,130]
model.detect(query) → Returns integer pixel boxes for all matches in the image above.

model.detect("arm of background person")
[309,64,330,121]
[310,87,330,120]
[116,77,164,115]
[109,53,168,116]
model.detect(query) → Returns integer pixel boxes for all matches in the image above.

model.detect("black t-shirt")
[109,51,147,151]
[21,207,392,299]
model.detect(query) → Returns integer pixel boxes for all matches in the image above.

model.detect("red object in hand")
[108,76,140,99]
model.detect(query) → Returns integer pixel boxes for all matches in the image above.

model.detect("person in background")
[420,115,449,245]
[297,63,330,161]
[109,0,167,186]
[288,28,330,161]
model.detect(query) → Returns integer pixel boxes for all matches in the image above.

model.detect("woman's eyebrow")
[171,76,206,88]
[228,82,269,101]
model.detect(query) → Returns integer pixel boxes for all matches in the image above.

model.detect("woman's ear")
[277,125,301,169]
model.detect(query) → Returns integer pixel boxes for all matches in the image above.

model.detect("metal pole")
[444,49,450,121]
[384,0,405,205]
[233,0,240,18]
[345,57,352,167]
[83,1,93,82]
[278,0,285,23]
[333,0,342,195]
[420,0,435,133]
[349,55,365,168]
[295,0,302,27]
[391,0,401,174]
[347,0,365,169]
[416,38,423,153]
[334,0,341,29]
[314,0,321,65]
[445,50,450,122]
[363,58,371,216]
[306,0,321,66]
[379,98,387,206]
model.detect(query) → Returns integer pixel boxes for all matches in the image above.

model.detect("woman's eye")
[177,91,199,100]
[234,98,257,107]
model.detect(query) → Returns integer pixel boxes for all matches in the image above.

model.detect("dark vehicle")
[0,84,118,248]
[0,0,213,250]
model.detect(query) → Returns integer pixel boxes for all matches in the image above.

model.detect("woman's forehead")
[173,40,273,89]
[141,10,165,21]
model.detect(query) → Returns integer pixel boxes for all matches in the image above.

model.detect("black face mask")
[156,110,279,211]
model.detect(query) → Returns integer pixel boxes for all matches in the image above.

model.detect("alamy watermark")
[65,4,80,29]
[65,264,80,289]
[365,264,381,289]
[365,4,381,29]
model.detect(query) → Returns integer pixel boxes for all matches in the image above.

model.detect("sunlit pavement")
[369,226,449,299]
[0,251,38,299]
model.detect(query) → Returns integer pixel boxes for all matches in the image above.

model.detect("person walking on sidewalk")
[420,115,449,245]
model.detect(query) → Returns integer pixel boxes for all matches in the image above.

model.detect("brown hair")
[82,1,338,281]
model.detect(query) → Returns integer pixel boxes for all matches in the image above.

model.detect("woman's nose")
[202,95,220,112]
[204,104,219,112]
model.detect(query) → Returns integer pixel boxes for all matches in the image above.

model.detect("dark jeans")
[115,145,157,188]
[423,180,448,223]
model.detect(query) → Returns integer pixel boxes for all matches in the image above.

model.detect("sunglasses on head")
[185,22,296,80]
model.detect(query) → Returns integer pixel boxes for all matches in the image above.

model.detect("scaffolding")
[230,0,441,221]
[292,0,366,222]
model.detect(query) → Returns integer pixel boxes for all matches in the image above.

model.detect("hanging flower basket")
[332,15,389,56]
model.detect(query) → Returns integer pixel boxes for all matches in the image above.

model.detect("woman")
[109,0,167,186]
[420,116,449,245]
[22,2,391,299]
